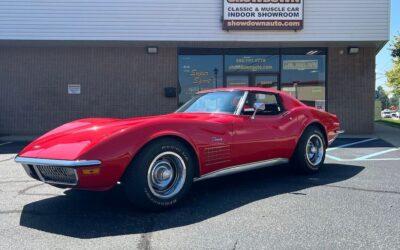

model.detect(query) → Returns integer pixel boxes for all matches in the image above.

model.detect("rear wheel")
[123,138,195,211]
[291,126,326,173]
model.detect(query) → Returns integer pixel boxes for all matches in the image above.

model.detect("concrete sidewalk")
[373,122,400,147]
[337,122,400,147]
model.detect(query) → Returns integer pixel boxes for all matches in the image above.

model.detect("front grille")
[33,165,78,185]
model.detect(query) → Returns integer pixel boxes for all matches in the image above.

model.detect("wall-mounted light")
[147,46,158,54]
[348,47,360,55]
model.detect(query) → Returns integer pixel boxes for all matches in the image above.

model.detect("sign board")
[315,100,326,111]
[223,0,304,31]
[283,60,318,71]
[68,84,81,95]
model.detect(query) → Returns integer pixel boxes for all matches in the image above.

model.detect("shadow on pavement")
[20,163,364,239]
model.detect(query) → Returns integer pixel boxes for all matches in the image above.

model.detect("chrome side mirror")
[251,102,265,119]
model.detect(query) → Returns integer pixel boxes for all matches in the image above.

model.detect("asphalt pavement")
[0,137,399,249]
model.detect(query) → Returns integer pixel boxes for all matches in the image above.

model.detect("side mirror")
[251,102,265,119]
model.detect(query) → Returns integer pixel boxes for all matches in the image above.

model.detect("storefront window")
[281,54,326,110]
[225,55,279,73]
[178,55,223,105]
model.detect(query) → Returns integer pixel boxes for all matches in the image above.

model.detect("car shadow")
[19,163,364,239]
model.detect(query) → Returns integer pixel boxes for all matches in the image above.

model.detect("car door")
[232,91,296,166]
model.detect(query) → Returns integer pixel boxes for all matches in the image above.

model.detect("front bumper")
[15,157,101,186]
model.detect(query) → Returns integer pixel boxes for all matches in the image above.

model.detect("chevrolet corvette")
[15,87,342,210]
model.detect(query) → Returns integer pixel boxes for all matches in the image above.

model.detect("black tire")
[290,126,326,174]
[122,138,195,211]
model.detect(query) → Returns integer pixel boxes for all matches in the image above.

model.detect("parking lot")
[1,138,400,249]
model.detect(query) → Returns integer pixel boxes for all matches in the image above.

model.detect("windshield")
[177,91,245,114]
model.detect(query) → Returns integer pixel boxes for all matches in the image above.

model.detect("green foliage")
[389,95,399,108]
[376,86,390,109]
[386,62,400,96]
[386,35,400,96]
[390,35,400,58]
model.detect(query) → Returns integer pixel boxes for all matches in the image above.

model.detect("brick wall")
[0,45,377,135]
[327,47,376,134]
[0,47,178,135]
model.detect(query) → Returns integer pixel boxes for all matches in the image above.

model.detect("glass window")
[281,55,326,110]
[226,75,249,87]
[225,55,279,73]
[178,55,223,106]
[254,75,278,89]
[177,91,245,114]
[242,92,282,115]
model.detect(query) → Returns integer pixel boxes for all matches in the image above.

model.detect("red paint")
[18,87,340,191]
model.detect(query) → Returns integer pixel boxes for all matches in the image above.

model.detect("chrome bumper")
[15,157,101,186]
[328,130,345,145]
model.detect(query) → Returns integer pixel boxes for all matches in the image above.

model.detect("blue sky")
[376,0,400,91]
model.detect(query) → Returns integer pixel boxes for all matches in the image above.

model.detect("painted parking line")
[326,156,400,162]
[0,141,12,147]
[355,148,400,160]
[327,138,378,152]
[326,138,400,162]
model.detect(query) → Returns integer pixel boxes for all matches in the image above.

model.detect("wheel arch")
[303,121,328,146]
[123,134,201,180]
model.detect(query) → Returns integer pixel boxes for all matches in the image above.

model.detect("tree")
[386,35,400,96]
[376,86,390,110]
[389,95,399,109]
[390,35,400,58]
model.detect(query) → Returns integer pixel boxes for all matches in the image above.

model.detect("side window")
[242,92,283,115]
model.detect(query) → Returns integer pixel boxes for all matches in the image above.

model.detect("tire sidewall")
[304,128,326,171]
[293,127,326,173]
[124,139,194,210]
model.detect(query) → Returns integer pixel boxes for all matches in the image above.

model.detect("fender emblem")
[212,137,223,142]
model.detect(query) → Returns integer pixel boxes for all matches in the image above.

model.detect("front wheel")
[291,126,326,173]
[123,138,195,211]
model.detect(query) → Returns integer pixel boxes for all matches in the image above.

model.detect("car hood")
[17,113,228,160]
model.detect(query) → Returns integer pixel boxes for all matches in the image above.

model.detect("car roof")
[197,87,281,94]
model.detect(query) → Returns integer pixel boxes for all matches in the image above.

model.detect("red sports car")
[15,87,342,210]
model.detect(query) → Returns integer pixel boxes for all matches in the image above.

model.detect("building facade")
[0,0,390,135]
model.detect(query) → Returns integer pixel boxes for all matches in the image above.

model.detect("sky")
[376,0,400,92]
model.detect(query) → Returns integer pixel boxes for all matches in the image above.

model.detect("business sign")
[283,60,318,70]
[68,84,81,94]
[223,0,304,31]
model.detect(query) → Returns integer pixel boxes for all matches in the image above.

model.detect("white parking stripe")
[355,148,400,160]
[0,141,12,147]
[327,138,378,152]
[325,154,343,161]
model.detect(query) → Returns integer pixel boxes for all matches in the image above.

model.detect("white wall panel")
[0,0,390,42]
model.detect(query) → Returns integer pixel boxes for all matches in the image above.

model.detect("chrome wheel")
[306,134,324,167]
[147,151,186,199]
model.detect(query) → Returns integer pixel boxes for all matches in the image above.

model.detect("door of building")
[225,74,279,89]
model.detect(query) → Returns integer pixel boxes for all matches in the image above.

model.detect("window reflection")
[178,55,223,106]
[281,55,326,110]
[225,55,279,73]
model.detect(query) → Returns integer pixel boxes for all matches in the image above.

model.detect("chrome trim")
[328,129,345,145]
[31,164,79,186]
[147,151,187,199]
[234,91,249,116]
[15,157,101,167]
[194,158,289,182]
